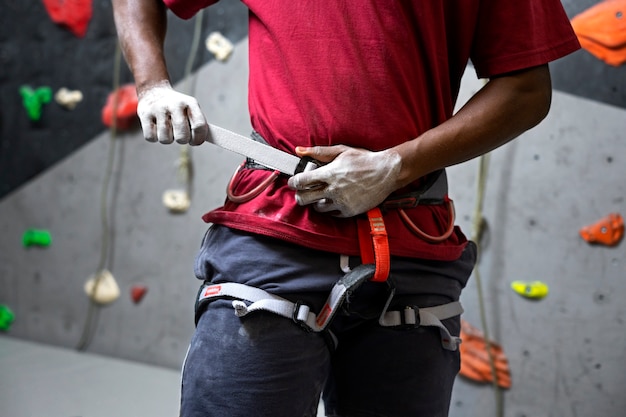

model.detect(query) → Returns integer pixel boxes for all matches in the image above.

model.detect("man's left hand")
[287,145,402,218]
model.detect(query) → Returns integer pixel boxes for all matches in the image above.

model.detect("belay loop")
[358,208,391,282]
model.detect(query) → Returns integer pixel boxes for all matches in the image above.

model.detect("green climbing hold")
[0,305,15,332]
[22,229,52,247]
[19,85,53,121]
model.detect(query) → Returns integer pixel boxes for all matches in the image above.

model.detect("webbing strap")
[198,264,376,332]
[358,208,391,282]
[196,272,463,351]
[379,302,464,351]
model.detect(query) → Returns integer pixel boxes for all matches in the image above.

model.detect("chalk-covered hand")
[137,81,208,145]
[287,145,402,218]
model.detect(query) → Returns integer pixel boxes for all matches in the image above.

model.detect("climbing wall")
[1,1,625,417]
[447,72,626,417]
[0,38,249,367]
[0,0,249,199]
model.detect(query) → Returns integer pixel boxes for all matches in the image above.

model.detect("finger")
[190,123,208,146]
[156,113,174,144]
[294,188,327,206]
[313,199,345,217]
[187,104,209,146]
[296,145,346,163]
[138,111,158,142]
[313,198,338,212]
[170,109,191,144]
[288,169,330,191]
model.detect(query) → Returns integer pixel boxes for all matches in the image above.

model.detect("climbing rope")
[76,10,206,350]
[76,40,123,351]
[175,9,205,203]
[470,151,504,417]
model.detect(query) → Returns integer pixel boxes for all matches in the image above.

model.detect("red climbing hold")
[101,84,139,130]
[42,0,93,38]
[130,285,148,304]
[579,213,624,246]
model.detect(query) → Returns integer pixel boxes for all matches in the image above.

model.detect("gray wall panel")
[448,72,626,416]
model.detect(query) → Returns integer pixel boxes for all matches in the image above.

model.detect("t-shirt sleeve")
[470,0,581,78]
[163,0,220,20]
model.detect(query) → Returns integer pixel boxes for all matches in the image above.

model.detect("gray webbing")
[196,265,463,351]
[207,124,318,175]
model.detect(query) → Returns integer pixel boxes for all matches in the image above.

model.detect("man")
[112,1,580,416]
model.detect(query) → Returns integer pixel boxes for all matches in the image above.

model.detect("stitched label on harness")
[316,304,332,327]
[202,285,222,299]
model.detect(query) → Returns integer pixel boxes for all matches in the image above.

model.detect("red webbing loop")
[226,162,280,204]
[358,208,390,282]
[398,200,456,243]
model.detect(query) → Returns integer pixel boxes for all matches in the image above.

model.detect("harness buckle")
[400,306,421,328]
[291,300,312,332]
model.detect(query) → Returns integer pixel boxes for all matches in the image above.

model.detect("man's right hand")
[137,81,209,146]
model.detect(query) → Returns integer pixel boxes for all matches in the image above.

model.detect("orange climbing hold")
[579,213,624,246]
[459,319,511,389]
[570,0,626,66]
[42,0,92,38]
[101,84,139,130]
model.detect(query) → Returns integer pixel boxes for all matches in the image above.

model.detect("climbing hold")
[206,31,234,61]
[163,0,211,19]
[55,87,83,110]
[84,269,120,305]
[162,189,191,213]
[579,212,624,246]
[19,86,52,122]
[570,0,626,66]
[130,285,148,304]
[459,319,511,389]
[42,0,92,38]
[0,304,15,332]
[101,84,139,130]
[22,229,52,248]
[511,280,549,300]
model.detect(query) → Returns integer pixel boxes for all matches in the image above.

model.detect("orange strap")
[357,208,390,282]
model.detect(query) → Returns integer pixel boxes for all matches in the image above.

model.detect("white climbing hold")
[163,189,191,213]
[84,269,120,305]
[55,87,83,110]
[206,31,234,62]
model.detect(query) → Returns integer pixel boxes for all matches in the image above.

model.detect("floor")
[1,335,182,417]
[0,335,326,416]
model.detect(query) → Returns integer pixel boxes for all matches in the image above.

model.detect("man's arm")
[112,0,208,145]
[112,0,169,95]
[289,64,553,217]
[395,64,552,186]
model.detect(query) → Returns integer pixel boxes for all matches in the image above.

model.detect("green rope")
[470,151,504,417]
[177,9,205,200]
[76,10,206,350]
[76,41,122,351]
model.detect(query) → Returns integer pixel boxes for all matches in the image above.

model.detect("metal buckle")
[292,300,312,332]
[400,305,421,328]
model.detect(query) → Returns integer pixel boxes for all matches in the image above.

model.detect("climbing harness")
[382,169,455,244]
[208,127,319,177]
[207,126,462,349]
[195,264,463,351]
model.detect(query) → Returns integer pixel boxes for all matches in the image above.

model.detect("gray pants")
[181,226,476,416]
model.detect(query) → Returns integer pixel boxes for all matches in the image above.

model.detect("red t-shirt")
[166,1,580,260]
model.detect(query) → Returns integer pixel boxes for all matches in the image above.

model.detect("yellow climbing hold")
[511,280,549,299]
